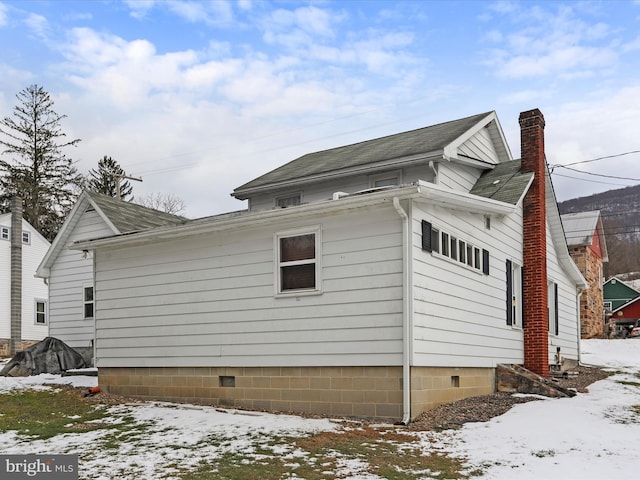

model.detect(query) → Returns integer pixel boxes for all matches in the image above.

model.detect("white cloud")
[0,3,8,26]
[483,3,623,80]
[124,0,156,19]
[166,0,235,26]
[24,12,48,39]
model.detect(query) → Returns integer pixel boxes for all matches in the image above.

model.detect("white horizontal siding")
[458,126,500,163]
[48,210,112,348]
[411,202,525,368]
[94,206,404,368]
[437,162,481,192]
[0,215,49,341]
[547,222,581,361]
[249,165,435,212]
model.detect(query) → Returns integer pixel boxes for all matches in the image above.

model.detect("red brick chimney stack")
[519,108,549,377]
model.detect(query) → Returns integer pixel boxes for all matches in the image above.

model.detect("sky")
[1,338,638,479]
[0,1,639,218]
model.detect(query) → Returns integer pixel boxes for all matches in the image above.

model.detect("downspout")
[576,287,585,364]
[393,197,412,425]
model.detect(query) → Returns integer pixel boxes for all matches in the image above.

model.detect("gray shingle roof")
[469,160,533,205]
[233,111,494,197]
[87,191,187,233]
[560,211,601,246]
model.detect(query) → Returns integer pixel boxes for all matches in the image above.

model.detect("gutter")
[72,181,517,252]
[392,197,412,425]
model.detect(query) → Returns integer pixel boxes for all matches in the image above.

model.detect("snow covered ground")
[0,339,638,479]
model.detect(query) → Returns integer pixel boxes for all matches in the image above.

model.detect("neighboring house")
[561,211,608,338]
[0,213,50,356]
[35,191,186,364]
[72,109,586,422]
[603,276,640,312]
[604,276,640,328]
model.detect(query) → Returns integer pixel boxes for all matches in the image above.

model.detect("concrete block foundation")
[99,365,495,421]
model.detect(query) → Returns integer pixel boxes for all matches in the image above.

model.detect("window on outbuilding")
[83,286,94,319]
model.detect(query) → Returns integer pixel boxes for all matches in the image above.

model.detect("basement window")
[219,376,236,387]
[451,376,460,388]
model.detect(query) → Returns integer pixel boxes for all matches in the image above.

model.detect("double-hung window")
[35,299,47,325]
[83,286,94,319]
[276,227,321,295]
[506,260,523,327]
[548,281,559,336]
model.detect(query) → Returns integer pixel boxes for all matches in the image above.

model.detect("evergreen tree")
[0,85,82,240]
[87,156,133,200]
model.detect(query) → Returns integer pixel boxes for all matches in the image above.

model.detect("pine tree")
[0,85,82,240]
[87,156,133,200]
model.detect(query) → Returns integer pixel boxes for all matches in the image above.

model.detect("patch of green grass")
[617,380,640,387]
[180,426,481,480]
[0,389,108,439]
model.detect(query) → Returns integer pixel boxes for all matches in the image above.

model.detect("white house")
[0,213,50,356]
[35,191,185,364]
[72,109,586,422]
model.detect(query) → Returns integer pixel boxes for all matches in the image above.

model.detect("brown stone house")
[560,211,608,338]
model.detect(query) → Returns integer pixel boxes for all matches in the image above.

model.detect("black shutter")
[554,282,559,336]
[421,220,432,252]
[506,259,513,326]
[520,266,525,329]
[482,249,490,275]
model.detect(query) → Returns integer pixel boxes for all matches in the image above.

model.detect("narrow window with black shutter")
[554,283,559,335]
[421,220,440,253]
[506,259,513,326]
[482,249,490,275]
[421,221,432,252]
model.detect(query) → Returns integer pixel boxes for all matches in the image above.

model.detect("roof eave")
[74,182,517,251]
[231,150,445,200]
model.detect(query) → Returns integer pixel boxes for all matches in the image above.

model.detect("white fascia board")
[74,182,517,251]
[415,180,516,216]
[36,192,91,278]
[72,185,425,250]
[232,151,444,199]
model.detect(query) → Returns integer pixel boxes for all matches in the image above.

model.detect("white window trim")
[83,284,95,319]
[429,224,488,275]
[274,225,322,297]
[34,298,48,325]
[22,231,31,245]
[369,170,402,188]
[510,261,523,329]
[548,281,557,336]
[0,226,9,240]
[275,192,303,209]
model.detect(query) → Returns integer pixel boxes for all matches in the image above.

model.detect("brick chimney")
[519,109,549,377]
